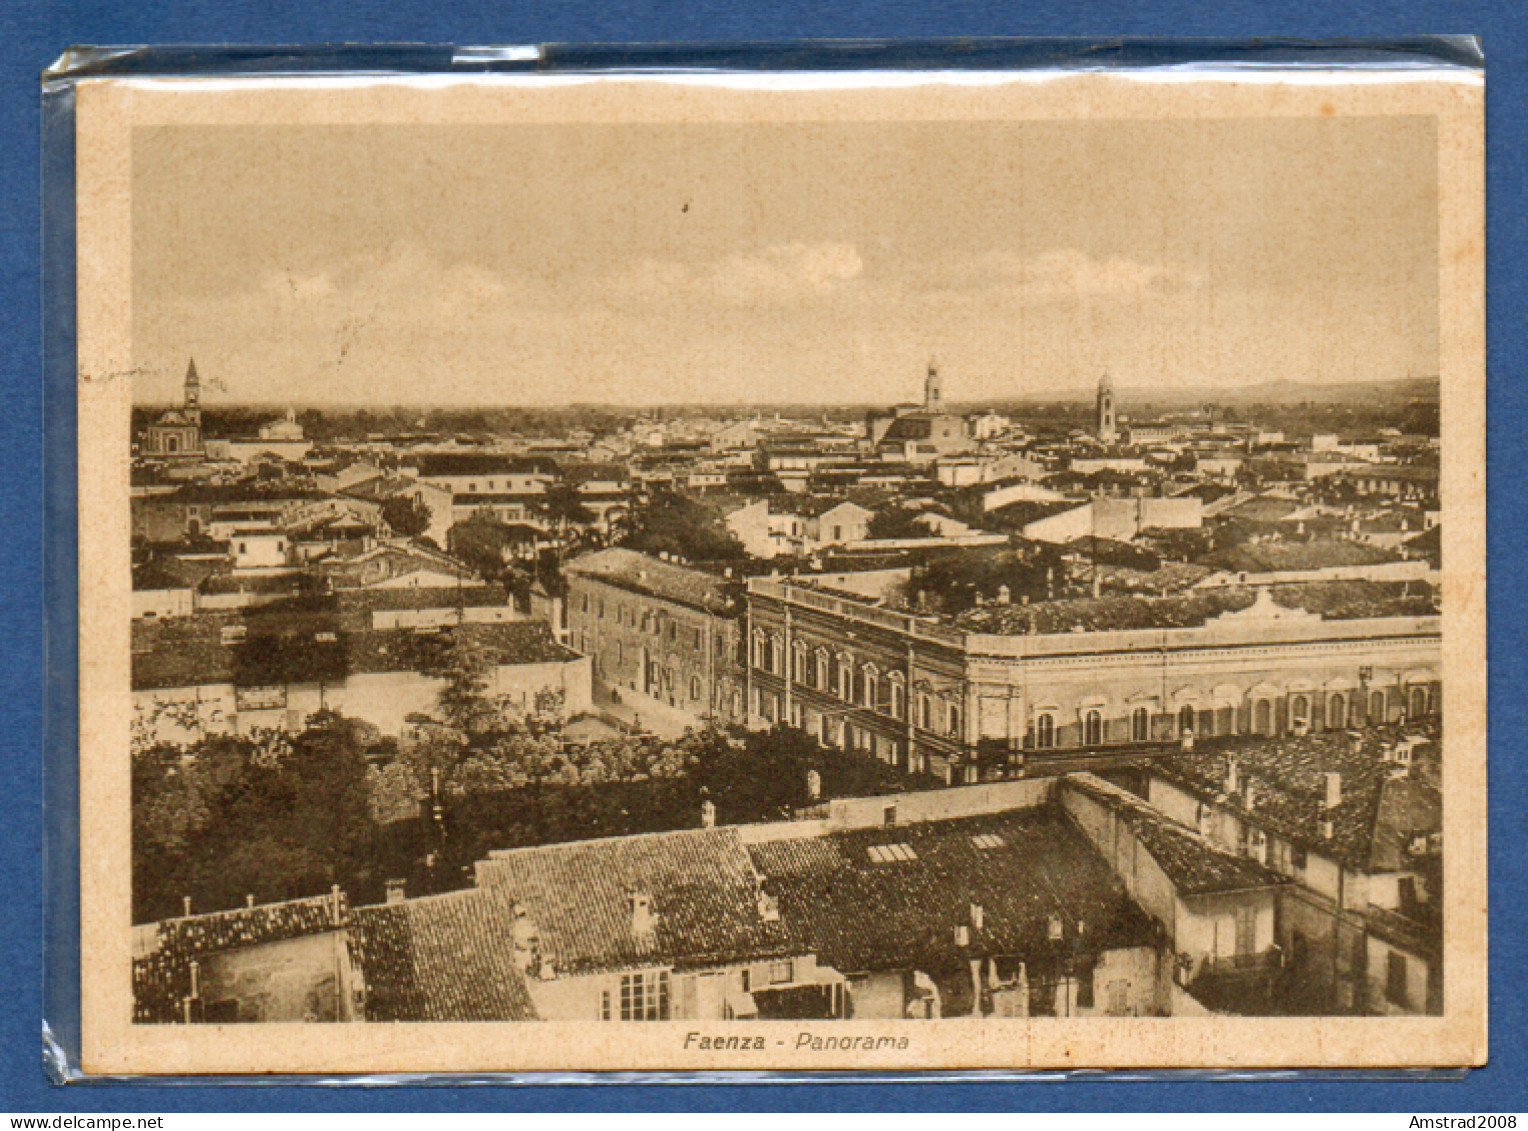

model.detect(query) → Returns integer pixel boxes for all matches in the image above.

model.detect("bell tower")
[183,358,202,430]
[924,356,943,411]
[1096,371,1117,444]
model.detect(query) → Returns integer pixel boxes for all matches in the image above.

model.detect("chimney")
[970,903,985,933]
[1243,779,1257,812]
[954,923,971,948]
[630,891,657,939]
[1047,913,1064,942]
[1224,759,1240,796]
[385,879,406,904]
[700,798,717,828]
[996,584,1011,605]
[182,896,193,918]
[805,768,822,801]
[757,886,780,923]
[1197,804,1215,838]
[1324,771,1343,810]
[245,894,256,909]
[511,902,539,972]
[1319,817,1336,841]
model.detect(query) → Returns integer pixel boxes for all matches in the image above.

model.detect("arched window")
[919,693,932,731]
[1409,686,1429,718]
[1083,709,1103,746]
[1370,690,1387,725]
[879,674,894,716]
[948,701,963,739]
[1035,713,1055,749]
[1179,704,1197,735]
[689,675,702,703]
[802,647,817,688]
[1290,694,1311,728]
[837,654,853,700]
[1254,700,1273,735]
[890,676,906,720]
[853,667,867,706]
[814,648,830,691]
[1198,709,1215,738]
[862,665,879,708]
[1132,706,1150,742]
[791,642,805,684]
[1328,693,1347,730]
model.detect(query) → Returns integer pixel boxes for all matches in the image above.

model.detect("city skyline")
[131,116,1438,408]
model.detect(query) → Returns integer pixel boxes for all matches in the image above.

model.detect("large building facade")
[744,579,1441,784]
[564,548,747,729]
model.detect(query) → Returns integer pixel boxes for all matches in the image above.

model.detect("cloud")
[924,248,1206,301]
[606,242,865,308]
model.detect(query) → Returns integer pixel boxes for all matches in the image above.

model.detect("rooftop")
[132,619,577,692]
[565,547,736,616]
[746,807,1158,978]
[349,888,539,1022]
[474,826,800,976]
[1061,773,1289,897]
[1150,720,1442,871]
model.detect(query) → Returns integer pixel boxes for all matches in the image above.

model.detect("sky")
[131,116,1438,407]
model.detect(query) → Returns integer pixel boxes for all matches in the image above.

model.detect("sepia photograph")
[71,67,1486,1073]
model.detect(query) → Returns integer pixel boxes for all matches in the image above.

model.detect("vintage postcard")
[71,62,1485,1074]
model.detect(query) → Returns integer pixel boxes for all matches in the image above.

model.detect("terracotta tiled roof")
[1062,774,1288,897]
[474,827,799,976]
[349,888,539,1022]
[565,548,735,616]
[1150,721,1442,872]
[133,893,347,1023]
[951,582,1435,635]
[132,619,577,691]
[1201,539,1400,574]
[746,809,1158,977]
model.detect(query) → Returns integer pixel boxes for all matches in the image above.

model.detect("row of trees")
[133,625,913,923]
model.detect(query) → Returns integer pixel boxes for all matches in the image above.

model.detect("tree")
[867,506,933,541]
[622,490,747,562]
[533,482,596,534]
[381,493,433,539]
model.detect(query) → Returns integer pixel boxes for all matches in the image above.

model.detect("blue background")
[5,0,1521,1113]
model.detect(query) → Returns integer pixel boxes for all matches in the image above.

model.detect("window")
[1409,687,1429,718]
[1234,904,1257,957]
[1076,960,1096,1009]
[1132,706,1150,742]
[1328,693,1347,730]
[739,969,751,993]
[890,678,906,720]
[769,960,794,985]
[1369,690,1387,724]
[837,655,853,699]
[867,843,917,863]
[1083,709,1103,746]
[611,970,671,1021]
[948,702,963,739]
[1290,694,1310,728]
[1179,704,1196,735]
[919,694,932,731]
[689,676,702,703]
[1386,951,1409,1008]
[1035,713,1055,749]
[1254,699,1273,735]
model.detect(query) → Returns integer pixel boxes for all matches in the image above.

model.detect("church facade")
[866,358,972,463]
[139,359,205,458]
